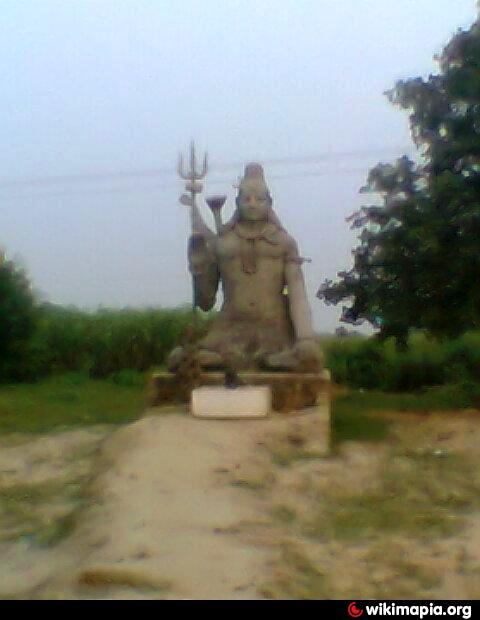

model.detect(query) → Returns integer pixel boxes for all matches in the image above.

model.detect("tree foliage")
[0,255,37,381]
[319,17,480,342]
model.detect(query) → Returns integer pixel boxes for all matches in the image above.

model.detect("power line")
[0,167,374,201]
[0,145,412,193]
[212,147,412,171]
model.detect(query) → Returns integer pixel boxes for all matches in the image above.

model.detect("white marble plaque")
[191,386,271,418]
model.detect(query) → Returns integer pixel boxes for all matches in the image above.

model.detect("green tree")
[0,254,37,381]
[319,16,480,342]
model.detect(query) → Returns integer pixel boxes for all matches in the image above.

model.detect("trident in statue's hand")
[178,141,208,234]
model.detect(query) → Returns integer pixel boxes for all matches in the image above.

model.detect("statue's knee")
[198,349,223,368]
[167,346,224,372]
[263,340,323,372]
[167,346,185,372]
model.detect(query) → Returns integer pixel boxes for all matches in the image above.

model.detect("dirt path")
[56,413,279,599]
[1,405,479,600]
[0,406,327,599]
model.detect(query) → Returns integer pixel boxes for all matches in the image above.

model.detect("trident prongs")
[177,141,210,228]
[177,153,189,180]
[178,142,208,184]
[200,152,208,178]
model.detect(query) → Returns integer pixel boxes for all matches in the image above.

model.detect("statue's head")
[236,163,272,222]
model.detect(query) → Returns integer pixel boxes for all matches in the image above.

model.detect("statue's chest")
[216,234,285,262]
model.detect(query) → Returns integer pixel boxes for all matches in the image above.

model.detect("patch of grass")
[0,478,90,546]
[332,393,390,446]
[270,505,297,525]
[35,511,78,547]
[259,545,327,599]
[302,445,480,544]
[265,427,329,467]
[365,541,443,597]
[0,372,145,434]
[304,493,462,542]
[266,443,315,467]
[0,480,66,504]
[228,462,275,491]
[332,383,480,447]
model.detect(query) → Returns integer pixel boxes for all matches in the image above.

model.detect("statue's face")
[237,187,270,222]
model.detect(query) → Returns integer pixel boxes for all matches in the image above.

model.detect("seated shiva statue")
[168,163,322,372]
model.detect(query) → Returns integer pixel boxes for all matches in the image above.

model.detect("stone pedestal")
[148,369,330,413]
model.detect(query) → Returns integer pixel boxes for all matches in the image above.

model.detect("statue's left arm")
[188,230,219,311]
[284,237,315,340]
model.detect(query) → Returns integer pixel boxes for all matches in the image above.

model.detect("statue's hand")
[292,338,323,372]
[263,338,323,372]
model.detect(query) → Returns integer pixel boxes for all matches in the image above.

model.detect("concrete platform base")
[149,370,331,413]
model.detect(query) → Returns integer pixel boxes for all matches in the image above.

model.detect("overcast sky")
[1,0,478,332]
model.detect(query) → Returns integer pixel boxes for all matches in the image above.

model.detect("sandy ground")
[55,413,279,599]
[0,406,327,599]
[1,405,479,599]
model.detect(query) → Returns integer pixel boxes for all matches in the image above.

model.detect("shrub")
[443,332,480,383]
[0,257,37,382]
[324,331,480,392]
[34,304,212,379]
